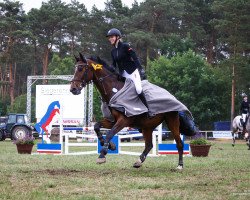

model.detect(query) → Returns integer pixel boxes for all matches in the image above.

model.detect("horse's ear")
[79,52,87,63]
[74,54,79,62]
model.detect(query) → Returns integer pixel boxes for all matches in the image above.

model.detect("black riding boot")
[243,122,246,134]
[138,92,151,117]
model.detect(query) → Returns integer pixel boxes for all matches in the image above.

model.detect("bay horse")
[231,115,250,149]
[70,53,193,169]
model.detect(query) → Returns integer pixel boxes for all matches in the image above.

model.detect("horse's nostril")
[70,88,76,94]
[70,88,81,95]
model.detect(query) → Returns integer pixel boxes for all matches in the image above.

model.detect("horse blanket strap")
[107,79,192,118]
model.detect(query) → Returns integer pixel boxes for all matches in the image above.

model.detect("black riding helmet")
[106,28,122,37]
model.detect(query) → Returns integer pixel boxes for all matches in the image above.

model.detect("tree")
[27,0,71,82]
[0,0,27,105]
[181,0,219,64]
[7,94,36,122]
[127,0,185,68]
[212,0,250,121]
[48,54,74,75]
[64,0,89,56]
[148,50,231,129]
[160,33,195,58]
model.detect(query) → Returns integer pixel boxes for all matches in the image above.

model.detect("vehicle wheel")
[0,130,4,141]
[11,126,31,140]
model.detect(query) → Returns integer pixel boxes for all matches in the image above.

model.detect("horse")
[70,53,196,169]
[231,115,250,149]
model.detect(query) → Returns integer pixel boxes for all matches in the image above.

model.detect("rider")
[106,28,151,116]
[240,94,249,132]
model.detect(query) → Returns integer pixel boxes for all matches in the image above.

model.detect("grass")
[0,139,249,200]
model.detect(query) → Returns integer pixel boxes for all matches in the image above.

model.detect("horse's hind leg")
[165,112,183,169]
[133,128,154,168]
[94,118,116,150]
[232,131,236,147]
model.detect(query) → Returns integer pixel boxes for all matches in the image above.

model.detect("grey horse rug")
[101,79,198,136]
[102,79,191,119]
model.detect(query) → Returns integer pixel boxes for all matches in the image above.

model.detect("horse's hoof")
[133,159,142,168]
[176,165,183,170]
[96,157,106,164]
[232,144,235,147]
[109,142,116,151]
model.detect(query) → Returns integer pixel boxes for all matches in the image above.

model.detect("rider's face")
[108,35,117,45]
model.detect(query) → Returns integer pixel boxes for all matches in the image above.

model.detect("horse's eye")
[78,65,84,71]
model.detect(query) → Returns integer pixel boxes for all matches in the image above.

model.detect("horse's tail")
[179,111,199,136]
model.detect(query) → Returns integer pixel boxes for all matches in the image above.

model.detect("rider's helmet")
[106,28,122,37]
[242,93,247,98]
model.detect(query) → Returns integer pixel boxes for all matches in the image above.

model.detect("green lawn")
[0,139,249,200]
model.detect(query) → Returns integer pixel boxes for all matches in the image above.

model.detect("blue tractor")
[0,113,33,141]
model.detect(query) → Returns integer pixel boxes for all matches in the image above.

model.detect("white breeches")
[242,113,247,123]
[122,69,142,94]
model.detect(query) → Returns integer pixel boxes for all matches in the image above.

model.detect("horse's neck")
[94,69,124,103]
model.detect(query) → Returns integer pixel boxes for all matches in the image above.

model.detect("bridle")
[71,61,116,95]
[71,62,92,88]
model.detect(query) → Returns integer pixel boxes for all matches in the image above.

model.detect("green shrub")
[190,138,211,145]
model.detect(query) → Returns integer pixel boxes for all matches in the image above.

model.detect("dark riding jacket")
[111,41,142,75]
[240,100,250,114]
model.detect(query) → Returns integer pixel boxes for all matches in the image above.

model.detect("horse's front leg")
[94,118,116,150]
[96,120,126,164]
[133,129,153,168]
[232,132,236,147]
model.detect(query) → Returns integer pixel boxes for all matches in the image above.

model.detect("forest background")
[0,0,249,129]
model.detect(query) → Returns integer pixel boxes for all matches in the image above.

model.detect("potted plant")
[13,135,35,154]
[189,136,212,157]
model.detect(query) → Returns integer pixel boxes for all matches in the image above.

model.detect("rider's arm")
[125,43,142,70]
[111,52,116,69]
[125,43,147,79]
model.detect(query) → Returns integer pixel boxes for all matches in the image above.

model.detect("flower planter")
[190,144,211,157]
[16,144,34,154]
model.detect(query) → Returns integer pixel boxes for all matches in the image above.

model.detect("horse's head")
[70,53,95,95]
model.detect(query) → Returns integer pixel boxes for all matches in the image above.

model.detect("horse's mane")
[88,56,125,82]
[88,56,110,70]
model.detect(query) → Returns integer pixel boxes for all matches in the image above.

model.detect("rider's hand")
[140,69,147,80]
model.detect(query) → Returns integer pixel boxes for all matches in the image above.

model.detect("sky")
[11,0,144,12]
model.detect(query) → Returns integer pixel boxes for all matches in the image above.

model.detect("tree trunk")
[9,62,15,105]
[70,35,75,56]
[206,31,215,64]
[32,41,38,75]
[42,46,50,84]
[230,43,237,130]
